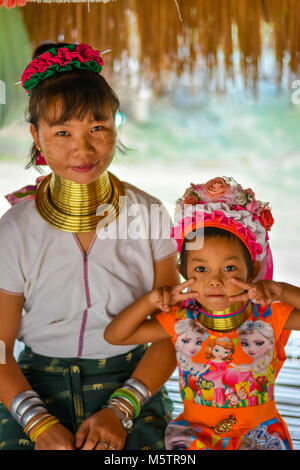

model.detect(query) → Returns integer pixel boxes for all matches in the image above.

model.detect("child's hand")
[228,278,283,306]
[148,278,199,312]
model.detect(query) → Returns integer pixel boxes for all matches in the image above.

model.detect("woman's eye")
[56,130,69,136]
[224,265,236,272]
[91,125,103,132]
[195,266,206,273]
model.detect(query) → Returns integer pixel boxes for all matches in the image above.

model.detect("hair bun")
[32,42,70,59]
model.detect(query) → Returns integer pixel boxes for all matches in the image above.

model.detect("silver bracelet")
[124,378,152,403]
[121,385,145,407]
[106,404,134,433]
[10,390,40,417]
[108,399,133,418]
[16,397,46,421]
[21,406,49,429]
[112,393,138,414]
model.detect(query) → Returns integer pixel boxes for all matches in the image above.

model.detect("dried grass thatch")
[19,0,300,92]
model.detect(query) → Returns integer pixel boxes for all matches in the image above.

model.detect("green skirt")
[0,345,173,450]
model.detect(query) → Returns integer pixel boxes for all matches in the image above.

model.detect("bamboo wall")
[19,0,300,92]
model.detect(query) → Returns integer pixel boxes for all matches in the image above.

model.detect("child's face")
[30,100,117,184]
[186,236,250,311]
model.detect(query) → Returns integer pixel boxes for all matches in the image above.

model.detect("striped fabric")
[0,345,173,450]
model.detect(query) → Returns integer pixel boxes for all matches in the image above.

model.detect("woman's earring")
[36,147,47,165]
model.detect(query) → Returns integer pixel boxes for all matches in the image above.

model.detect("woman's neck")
[35,170,125,232]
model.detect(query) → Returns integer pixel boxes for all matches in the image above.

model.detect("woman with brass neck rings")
[0,42,178,450]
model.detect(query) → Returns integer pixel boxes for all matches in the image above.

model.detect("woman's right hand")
[33,422,76,450]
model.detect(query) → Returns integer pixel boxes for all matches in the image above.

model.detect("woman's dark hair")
[179,226,254,280]
[24,42,124,173]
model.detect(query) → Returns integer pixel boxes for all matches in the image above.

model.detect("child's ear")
[249,261,261,282]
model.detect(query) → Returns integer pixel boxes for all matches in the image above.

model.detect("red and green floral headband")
[21,43,104,95]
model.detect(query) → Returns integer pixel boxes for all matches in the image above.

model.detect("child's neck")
[192,299,252,333]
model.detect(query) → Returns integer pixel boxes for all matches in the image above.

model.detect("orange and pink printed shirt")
[157,300,294,450]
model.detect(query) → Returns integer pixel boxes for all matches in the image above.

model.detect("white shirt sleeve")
[149,199,178,263]
[0,208,25,295]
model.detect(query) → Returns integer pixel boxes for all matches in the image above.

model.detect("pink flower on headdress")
[260,208,274,231]
[204,177,230,199]
[245,200,261,216]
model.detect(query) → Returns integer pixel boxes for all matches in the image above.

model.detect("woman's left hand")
[75,407,127,450]
[228,278,283,306]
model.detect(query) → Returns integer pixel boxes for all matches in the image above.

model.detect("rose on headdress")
[245,188,255,200]
[184,194,199,205]
[260,208,274,231]
[204,177,230,199]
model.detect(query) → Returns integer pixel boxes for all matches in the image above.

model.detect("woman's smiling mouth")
[71,162,99,172]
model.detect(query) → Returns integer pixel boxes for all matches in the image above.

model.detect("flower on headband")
[183,194,199,205]
[245,188,255,200]
[178,176,274,231]
[21,44,104,95]
[260,208,274,231]
[205,177,230,199]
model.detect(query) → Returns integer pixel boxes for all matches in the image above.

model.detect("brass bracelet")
[29,416,59,442]
[24,413,51,436]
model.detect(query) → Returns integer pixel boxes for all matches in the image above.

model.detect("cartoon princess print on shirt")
[199,337,235,407]
[236,320,275,404]
[175,319,209,399]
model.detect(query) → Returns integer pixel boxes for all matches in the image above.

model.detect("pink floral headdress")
[21,43,104,95]
[171,177,274,281]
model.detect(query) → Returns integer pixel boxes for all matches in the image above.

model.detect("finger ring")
[100,441,109,448]
[108,445,116,450]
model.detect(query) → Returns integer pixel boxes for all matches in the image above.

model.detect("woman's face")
[239,331,273,360]
[176,328,204,356]
[30,100,117,184]
[186,236,250,311]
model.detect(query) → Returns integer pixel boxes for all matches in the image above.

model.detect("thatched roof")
[2,0,300,93]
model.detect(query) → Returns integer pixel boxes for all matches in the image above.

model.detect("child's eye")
[195,266,207,273]
[56,130,69,136]
[224,265,236,272]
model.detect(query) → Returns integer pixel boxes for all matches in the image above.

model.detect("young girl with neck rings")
[105,176,300,450]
